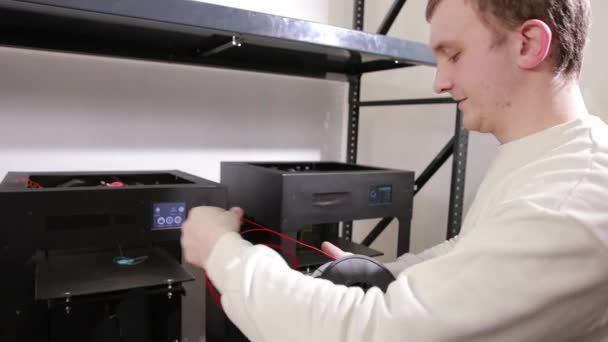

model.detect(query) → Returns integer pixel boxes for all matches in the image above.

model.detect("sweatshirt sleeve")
[384,236,459,277]
[205,199,608,342]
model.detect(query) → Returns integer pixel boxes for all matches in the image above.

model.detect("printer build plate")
[36,247,194,300]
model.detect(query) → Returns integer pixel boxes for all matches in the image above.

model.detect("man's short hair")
[426,0,591,76]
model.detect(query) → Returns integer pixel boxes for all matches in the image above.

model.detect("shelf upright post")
[357,98,469,248]
[447,108,469,239]
[343,0,365,242]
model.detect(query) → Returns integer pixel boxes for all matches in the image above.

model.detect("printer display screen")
[369,185,392,205]
[152,202,187,230]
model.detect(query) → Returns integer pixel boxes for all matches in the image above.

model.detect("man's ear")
[517,19,552,70]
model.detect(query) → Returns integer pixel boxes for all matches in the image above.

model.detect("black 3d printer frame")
[0,170,227,342]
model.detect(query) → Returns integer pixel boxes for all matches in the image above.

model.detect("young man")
[181,0,608,340]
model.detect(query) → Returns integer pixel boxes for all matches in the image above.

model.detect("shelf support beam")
[361,97,455,107]
[377,0,408,35]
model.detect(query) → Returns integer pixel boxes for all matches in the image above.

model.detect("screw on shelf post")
[167,279,174,300]
[64,292,71,315]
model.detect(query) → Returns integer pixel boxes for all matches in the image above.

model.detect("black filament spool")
[312,255,395,292]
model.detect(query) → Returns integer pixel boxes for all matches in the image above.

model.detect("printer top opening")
[27,172,194,189]
[249,162,386,173]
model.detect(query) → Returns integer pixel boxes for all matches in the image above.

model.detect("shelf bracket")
[197,35,243,57]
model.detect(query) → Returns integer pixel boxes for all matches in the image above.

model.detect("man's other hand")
[321,241,353,259]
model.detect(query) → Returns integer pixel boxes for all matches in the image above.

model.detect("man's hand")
[321,241,352,259]
[181,206,243,269]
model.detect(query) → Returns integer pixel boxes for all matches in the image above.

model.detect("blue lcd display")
[152,202,187,230]
[369,185,392,205]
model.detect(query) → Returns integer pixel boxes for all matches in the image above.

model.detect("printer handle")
[312,192,350,207]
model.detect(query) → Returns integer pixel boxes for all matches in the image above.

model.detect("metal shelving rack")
[0,0,468,251]
[347,0,469,247]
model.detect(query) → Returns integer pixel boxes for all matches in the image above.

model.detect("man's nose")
[433,67,453,94]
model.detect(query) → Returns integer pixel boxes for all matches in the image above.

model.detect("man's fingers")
[321,241,352,259]
[229,206,244,219]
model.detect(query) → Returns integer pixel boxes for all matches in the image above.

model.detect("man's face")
[429,0,519,133]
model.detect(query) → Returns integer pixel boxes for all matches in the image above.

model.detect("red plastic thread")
[18,177,44,189]
[241,218,335,260]
[262,243,300,269]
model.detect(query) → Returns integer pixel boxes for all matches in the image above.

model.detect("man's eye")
[449,52,461,63]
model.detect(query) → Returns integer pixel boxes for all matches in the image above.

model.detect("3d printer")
[0,170,226,342]
[206,161,415,341]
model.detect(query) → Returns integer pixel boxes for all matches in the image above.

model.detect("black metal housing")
[0,170,227,342]
[221,162,414,260]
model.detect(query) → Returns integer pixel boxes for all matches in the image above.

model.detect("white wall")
[580,1,608,117]
[354,0,608,261]
[199,0,331,23]
[0,48,346,180]
[0,1,348,182]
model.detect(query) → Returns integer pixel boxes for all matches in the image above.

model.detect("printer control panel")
[152,202,187,230]
[369,185,392,205]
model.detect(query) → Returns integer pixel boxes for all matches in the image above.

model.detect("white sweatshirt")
[205,114,608,342]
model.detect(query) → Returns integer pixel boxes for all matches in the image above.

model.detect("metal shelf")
[0,0,435,80]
